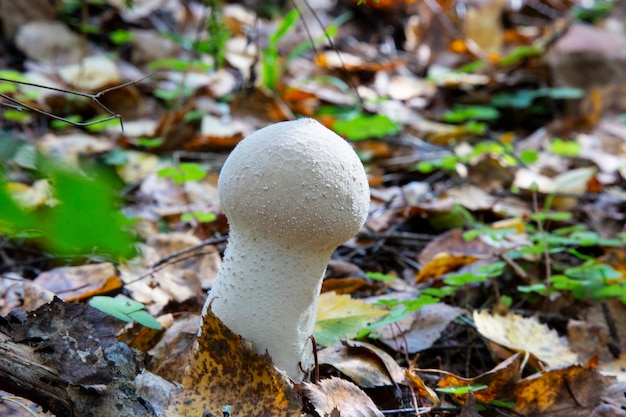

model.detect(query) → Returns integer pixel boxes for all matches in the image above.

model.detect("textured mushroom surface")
[204,118,369,382]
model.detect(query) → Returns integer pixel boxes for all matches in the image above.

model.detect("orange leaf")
[437,353,522,404]
[415,252,479,283]
[513,357,601,415]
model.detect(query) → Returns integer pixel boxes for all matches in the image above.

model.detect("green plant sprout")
[413,139,538,174]
[333,112,401,141]
[89,296,162,329]
[158,162,207,184]
[157,162,217,225]
[436,384,488,395]
[261,10,350,91]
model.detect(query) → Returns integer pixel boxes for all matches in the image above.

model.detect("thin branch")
[0,72,155,132]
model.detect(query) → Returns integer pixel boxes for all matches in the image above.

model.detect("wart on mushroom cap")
[203,118,370,383]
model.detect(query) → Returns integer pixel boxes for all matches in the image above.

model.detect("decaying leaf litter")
[1,0,626,415]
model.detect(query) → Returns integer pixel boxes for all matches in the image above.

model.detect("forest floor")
[2,0,626,416]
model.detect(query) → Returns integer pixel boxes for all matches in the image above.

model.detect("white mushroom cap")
[204,118,369,382]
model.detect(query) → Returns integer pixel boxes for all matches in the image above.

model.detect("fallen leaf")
[167,308,301,417]
[474,310,579,369]
[437,353,522,404]
[513,357,608,415]
[376,302,465,353]
[303,377,384,417]
[318,341,406,388]
[406,371,440,404]
[58,56,122,91]
[415,252,480,284]
[33,263,122,302]
[315,292,387,346]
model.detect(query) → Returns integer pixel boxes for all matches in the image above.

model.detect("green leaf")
[128,310,163,330]
[89,296,162,329]
[44,167,138,258]
[444,272,487,286]
[542,87,585,100]
[269,9,300,44]
[158,163,207,184]
[2,109,32,123]
[565,262,621,281]
[181,211,217,223]
[314,292,387,346]
[148,58,212,72]
[135,137,164,148]
[443,105,500,123]
[499,45,542,66]
[365,272,397,282]
[530,211,573,222]
[333,113,400,141]
[517,283,547,295]
[51,115,83,129]
[437,384,488,395]
[549,138,581,157]
[519,148,538,164]
[109,29,134,45]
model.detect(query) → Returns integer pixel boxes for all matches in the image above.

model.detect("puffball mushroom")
[203,118,369,383]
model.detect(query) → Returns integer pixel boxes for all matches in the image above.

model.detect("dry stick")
[151,235,228,269]
[122,236,228,286]
[291,0,364,108]
[0,73,155,131]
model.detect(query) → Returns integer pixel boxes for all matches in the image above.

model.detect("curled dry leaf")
[303,377,384,417]
[376,302,465,353]
[437,353,522,404]
[513,356,611,415]
[318,340,406,388]
[33,263,122,303]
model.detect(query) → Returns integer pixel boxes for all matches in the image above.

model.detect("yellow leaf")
[315,292,387,346]
[473,310,578,368]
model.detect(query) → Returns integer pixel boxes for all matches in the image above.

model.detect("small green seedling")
[158,163,207,184]
[89,296,162,329]
[436,384,488,395]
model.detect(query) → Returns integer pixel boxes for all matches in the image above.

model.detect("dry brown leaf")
[166,309,301,417]
[376,302,465,353]
[418,228,497,265]
[321,278,372,295]
[303,377,384,417]
[415,252,480,283]
[33,263,122,302]
[474,310,579,369]
[37,132,115,165]
[437,353,522,404]
[513,357,608,415]
[146,315,200,382]
[314,51,402,73]
[599,354,626,382]
[406,371,440,404]
[120,233,220,313]
[15,21,83,64]
[463,0,504,56]
[318,341,406,388]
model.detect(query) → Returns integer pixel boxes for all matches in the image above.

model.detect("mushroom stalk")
[203,118,369,383]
